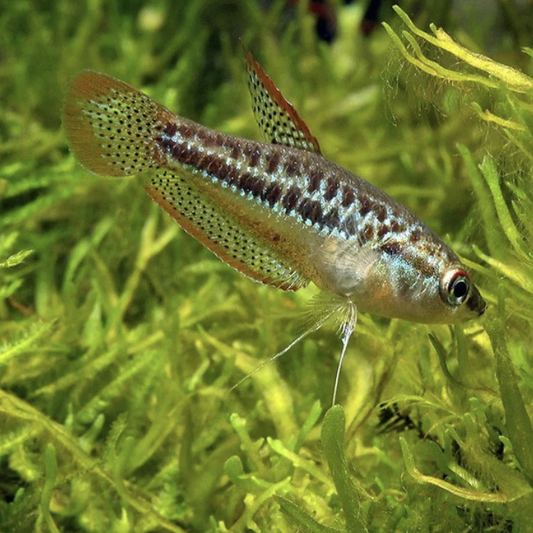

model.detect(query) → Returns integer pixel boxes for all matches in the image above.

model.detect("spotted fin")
[244,49,321,153]
[145,169,309,291]
[64,70,308,291]
[63,70,172,177]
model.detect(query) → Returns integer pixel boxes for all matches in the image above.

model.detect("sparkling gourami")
[63,50,486,330]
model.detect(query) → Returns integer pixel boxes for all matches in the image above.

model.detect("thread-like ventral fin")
[145,169,309,291]
[63,70,174,176]
[230,293,357,402]
[244,49,321,154]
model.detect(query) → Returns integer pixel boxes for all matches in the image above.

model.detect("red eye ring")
[440,268,471,307]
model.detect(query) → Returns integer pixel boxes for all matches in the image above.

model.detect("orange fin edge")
[243,47,322,154]
[145,181,306,292]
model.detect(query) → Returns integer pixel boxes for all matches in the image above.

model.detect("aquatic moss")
[1,1,533,531]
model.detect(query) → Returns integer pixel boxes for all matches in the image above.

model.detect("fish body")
[150,126,474,324]
[63,51,485,334]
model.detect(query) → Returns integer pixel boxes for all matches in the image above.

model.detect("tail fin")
[63,71,173,177]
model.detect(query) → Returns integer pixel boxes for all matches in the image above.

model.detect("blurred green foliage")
[1,0,533,531]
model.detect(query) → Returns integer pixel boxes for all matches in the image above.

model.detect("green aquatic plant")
[1,0,533,531]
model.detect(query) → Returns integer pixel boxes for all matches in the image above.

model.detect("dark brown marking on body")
[410,253,435,277]
[245,145,261,168]
[285,154,300,177]
[263,182,283,206]
[223,165,239,187]
[204,153,227,175]
[177,123,193,139]
[359,197,372,217]
[230,142,242,160]
[364,225,374,242]
[390,220,402,234]
[194,127,212,145]
[342,187,355,208]
[308,167,323,193]
[202,130,224,148]
[157,135,174,152]
[325,176,340,201]
[282,186,301,212]
[298,198,324,225]
[267,150,281,174]
[163,122,177,137]
[376,204,387,223]
[239,173,264,198]
[410,228,422,244]
[178,145,194,165]
[378,225,390,238]
[171,143,200,166]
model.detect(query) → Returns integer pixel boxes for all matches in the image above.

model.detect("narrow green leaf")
[294,399,322,453]
[392,5,533,92]
[487,314,533,487]
[400,437,526,502]
[321,405,370,533]
[38,443,61,533]
[274,495,341,533]
[0,321,56,366]
[456,144,502,258]
[0,249,34,268]
[479,155,528,260]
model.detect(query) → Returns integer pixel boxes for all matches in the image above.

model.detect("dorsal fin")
[244,49,321,154]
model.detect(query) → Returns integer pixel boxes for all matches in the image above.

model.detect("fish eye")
[440,269,471,307]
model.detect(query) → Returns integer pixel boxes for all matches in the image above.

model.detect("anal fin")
[145,169,309,291]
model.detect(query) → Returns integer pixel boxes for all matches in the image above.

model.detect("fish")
[63,49,486,403]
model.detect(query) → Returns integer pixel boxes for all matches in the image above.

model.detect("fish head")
[359,257,487,324]
[312,238,486,325]
[360,259,486,325]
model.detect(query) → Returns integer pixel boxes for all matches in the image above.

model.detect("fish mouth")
[467,285,487,317]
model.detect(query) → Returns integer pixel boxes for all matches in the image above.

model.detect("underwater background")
[2,0,533,531]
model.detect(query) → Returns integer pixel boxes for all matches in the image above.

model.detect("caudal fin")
[63,71,173,177]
